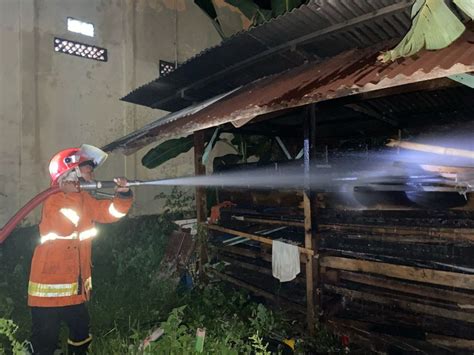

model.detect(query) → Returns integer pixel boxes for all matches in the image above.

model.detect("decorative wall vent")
[54,37,107,62]
[159,60,177,77]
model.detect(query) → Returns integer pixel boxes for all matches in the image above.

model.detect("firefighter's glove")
[60,181,80,193]
[114,177,130,193]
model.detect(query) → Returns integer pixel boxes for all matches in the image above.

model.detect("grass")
[1,213,341,353]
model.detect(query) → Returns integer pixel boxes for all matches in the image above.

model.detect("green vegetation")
[1,207,339,353]
[194,0,305,38]
[381,0,474,62]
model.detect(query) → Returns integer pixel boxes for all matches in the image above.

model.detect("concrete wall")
[0,0,221,226]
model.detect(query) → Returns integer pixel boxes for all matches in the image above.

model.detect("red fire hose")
[0,178,161,244]
[0,185,61,244]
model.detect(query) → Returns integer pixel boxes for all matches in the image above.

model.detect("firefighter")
[28,144,133,355]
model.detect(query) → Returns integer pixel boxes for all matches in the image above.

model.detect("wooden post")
[303,104,318,335]
[194,130,208,281]
[206,224,314,255]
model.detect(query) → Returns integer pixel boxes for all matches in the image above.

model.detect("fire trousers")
[31,303,92,355]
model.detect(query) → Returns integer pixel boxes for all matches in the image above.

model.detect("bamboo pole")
[206,224,314,255]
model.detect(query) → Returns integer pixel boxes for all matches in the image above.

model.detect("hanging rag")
[272,240,300,282]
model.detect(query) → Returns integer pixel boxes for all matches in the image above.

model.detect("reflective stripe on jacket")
[28,190,132,307]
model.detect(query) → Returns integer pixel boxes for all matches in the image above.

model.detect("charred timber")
[320,256,474,290]
[324,284,474,323]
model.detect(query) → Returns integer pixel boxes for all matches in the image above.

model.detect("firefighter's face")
[79,165,94,182]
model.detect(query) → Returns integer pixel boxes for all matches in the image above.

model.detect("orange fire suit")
[28,190,133,307]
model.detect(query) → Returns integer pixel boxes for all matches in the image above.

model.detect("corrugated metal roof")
[122,0,414,112]
[103,29,474,154]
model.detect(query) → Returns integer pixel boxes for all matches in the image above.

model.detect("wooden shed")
[105,1,474,352]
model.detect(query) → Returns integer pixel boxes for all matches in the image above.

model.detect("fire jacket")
[28,190,133,307]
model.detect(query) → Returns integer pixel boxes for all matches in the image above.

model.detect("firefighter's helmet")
[48,144,108,184]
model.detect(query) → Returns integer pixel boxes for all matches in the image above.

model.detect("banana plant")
[141,132,274,169]
[194,0,304,38]
[381,0,473,62]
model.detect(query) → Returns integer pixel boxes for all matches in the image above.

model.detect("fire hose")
[0,179,160,244]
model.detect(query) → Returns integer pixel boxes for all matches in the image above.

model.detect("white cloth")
[272,240,300,282]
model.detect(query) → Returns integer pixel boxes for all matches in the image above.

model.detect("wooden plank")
[323,233,452,244]
[220,255,273,276]
[328,318,453,353]
[209,269,305,313]
[218,245,272,263]
[325,285,474,323]
[426,334,474,350]
[321,256,474,290]
[217,245,308,264]
[205,224,314,255]
[339,300,474,340]
[218,254,306,284]
[194,130,208,281]
[320,223,474,243]
[338,271,474,307]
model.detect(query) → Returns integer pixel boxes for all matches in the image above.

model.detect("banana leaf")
[225,0,271,24]
[142,135,195,169]
[271,0,302,17]
[381,0,465,62]
[454,0,474,19]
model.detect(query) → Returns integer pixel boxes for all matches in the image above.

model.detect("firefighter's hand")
[114,177,130,193]
[59,181,79,193]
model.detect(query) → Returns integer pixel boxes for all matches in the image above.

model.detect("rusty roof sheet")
[122,0,413,112]
[104,29,474,154]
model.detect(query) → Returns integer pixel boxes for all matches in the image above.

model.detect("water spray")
[4,137,474,244]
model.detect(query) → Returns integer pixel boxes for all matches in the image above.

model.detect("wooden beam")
[338,271,474,307]
[206,224,314,255]
[209,269,305,313]
[303,104,318,334]
[346,103,398,127]
[321,256,474,290]
[194,130,208,281]
[219,254,306,284]
[325,285,474,323]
